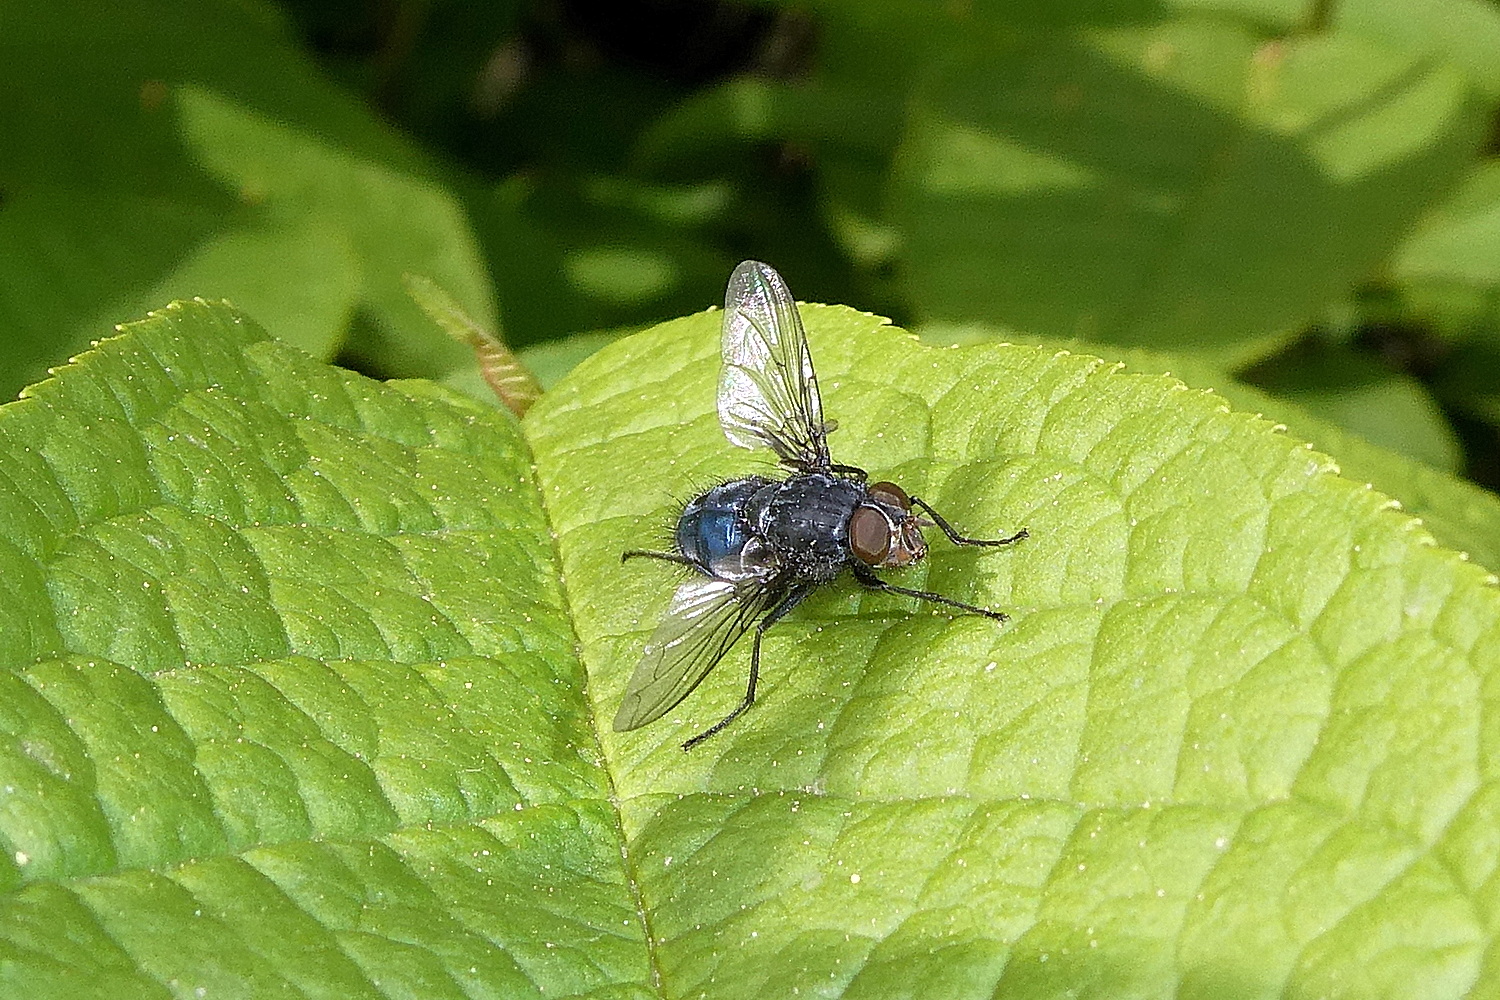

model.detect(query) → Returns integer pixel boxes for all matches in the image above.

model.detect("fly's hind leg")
[682,584,814,751]
[622,549,698,567]
[851,563,1008,622]
[907,496,1027,548]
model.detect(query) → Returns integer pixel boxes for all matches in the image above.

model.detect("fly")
[617,260,1027,750]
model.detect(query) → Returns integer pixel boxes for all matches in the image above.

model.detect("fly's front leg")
[908,496,1027,548]
[851,563,1007,622]
[682,584,814,751]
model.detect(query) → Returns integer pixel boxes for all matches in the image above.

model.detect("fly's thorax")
[749,472,864,582]
[849,480,928,568]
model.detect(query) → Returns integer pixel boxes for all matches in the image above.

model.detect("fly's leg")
[682,584,814,751]
[851,563,1008,622]
[622,549,699,567]
[908,496,1028,548]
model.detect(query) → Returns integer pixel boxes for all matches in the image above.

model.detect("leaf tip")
[403,272,541,417]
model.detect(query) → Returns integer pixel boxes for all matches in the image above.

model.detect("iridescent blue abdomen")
[676,477,775,571]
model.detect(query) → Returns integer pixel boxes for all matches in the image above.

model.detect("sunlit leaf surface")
[2,299,1498,998]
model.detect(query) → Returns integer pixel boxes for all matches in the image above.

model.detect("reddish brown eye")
[849,506,892,565]
[868,481,910,510]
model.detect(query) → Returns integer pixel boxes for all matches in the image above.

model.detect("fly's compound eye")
[849,505,893,565]
[868,481,910,510]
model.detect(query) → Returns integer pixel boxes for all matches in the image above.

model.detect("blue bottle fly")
[618,261,1027,750]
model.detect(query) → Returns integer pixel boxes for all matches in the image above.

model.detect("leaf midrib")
[518,414,672,998]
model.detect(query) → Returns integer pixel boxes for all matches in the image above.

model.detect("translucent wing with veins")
[718,260,832,470]
[613,571,787,732]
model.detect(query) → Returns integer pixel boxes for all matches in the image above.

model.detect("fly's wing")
[613,572,784,732]
[718,260,832,470]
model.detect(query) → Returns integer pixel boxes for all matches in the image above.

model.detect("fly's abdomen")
[676,477,775,571]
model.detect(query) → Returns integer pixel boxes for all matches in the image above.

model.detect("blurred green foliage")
[3,0,1499,491]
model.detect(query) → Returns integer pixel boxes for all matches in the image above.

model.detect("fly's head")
[849,481,928,568]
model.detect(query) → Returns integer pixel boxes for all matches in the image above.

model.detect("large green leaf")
[0,302,638,997]
[916,322,1500,583]
[173,87,488,379]
[0,0,486,400]
[1237,341,1462,472]
[1394,160,1500,290]
[1336,0,1500,100]
[1383,159,1500,435]
[4,299,1500,998]
[1134,352,1500,578]
[892,18,1488,353]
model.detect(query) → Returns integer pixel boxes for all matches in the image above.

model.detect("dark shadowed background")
[4,0,1500,489]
